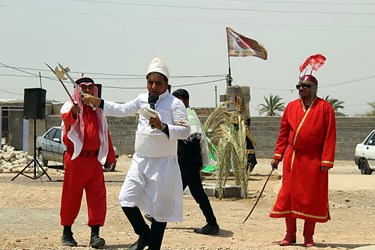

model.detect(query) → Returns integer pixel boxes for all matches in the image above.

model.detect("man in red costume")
[60,77,116,248]
[270,74,336,247]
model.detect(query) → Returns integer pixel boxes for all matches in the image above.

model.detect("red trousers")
[60,151,106,226]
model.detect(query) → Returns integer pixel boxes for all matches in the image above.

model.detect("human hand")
[271,158,280,170]
[149,116,162,130]
[320,166,330,172]
[103,162,116,172]
[71,103,80,115]
[82,94,101,107]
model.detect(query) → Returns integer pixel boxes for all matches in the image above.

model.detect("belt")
[67,148,99,157]
[80,149,99,157]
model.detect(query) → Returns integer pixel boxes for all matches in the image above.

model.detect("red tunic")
[60,106,115,226]
[270,97,336,223]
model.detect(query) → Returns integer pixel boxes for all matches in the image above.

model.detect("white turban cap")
[146,57,169,80]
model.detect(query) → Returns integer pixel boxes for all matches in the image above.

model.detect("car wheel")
[359,159,372,175]
[37,150,48,166]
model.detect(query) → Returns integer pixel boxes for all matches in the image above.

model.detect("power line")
[322,75,375,88]
[0,62,227,91]
[231,0,375,6]
[1,62,374,91]
[0,64,225,79]
[0,88,23,96]
[2,4,375,29]
[75,0,375,15]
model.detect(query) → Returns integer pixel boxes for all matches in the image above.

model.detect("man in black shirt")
[172,89,220,235]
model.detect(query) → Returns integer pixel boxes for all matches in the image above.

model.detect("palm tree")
[363,102,375,116]
[324,95,346,117]
[258,94,285,116]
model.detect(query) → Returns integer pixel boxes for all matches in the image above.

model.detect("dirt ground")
[1,156,375,250]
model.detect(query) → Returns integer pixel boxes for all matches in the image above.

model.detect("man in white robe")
[83,57,190,250]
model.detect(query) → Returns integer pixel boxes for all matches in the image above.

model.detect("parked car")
[354,129,375,175]
[36,126,119,171]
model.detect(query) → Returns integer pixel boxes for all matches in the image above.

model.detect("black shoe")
[90,235,105,248]
[144,213,153,223]
[193,224,220,235]
[129,237,149,250]
[61,234,78,247]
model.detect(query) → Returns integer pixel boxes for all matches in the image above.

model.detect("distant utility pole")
[39,72,42,88]
[215,85,217,107]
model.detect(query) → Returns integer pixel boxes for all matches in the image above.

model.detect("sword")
[242,168,274,224]
[56,63,96,110]
[45,63,75,104]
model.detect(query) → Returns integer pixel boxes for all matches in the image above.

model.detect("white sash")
[134,131,177,158]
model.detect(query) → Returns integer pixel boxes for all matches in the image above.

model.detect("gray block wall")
[45,113,375,161]
[250,116,375,161]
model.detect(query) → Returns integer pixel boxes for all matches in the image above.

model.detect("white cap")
[146,57,169,80]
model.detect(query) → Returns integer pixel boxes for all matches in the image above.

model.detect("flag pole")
[226,55,233,87]
[226,27,233,87]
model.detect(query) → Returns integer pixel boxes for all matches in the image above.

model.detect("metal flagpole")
[226,27,233,87]
[226,55,233,87]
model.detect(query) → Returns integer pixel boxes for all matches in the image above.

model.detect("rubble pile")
[0,145,47,173]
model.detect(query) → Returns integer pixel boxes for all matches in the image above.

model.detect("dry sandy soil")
[1,156,375,250]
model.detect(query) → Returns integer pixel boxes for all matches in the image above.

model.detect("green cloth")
[201,143,217,173]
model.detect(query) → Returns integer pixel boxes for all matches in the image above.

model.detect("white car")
[36,127,119,171]
[354,129,375,175]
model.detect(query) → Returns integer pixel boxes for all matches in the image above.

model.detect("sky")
[1,0,374,116]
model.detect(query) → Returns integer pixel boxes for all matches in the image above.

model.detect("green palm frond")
[364,102,375,116]
[204,102,251,199]
[324,95,346,117]
[258,94,285,116]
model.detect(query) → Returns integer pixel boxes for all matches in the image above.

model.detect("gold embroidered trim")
[293,98,316,146]
[321,160,334,165]
[270,210,292,215]
[270,210,327,220]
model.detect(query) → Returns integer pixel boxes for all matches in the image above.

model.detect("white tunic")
[103,91,190,222]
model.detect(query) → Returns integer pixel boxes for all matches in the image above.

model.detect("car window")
[367,133,375,146]
[54,129,61,142]
[363,132,375,145]
[45,128,57,141]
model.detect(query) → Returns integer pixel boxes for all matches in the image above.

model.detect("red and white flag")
[226,27,267,60]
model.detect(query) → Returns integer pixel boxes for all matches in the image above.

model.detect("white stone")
[2,154,11,161]
[3,162,12,169]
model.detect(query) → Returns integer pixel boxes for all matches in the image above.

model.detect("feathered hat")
[298,54,326,85]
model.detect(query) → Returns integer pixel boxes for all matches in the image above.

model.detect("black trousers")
[122,206,166,250]
[180,164,218,226]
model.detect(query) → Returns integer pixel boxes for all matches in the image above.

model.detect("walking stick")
[242,168,274,224]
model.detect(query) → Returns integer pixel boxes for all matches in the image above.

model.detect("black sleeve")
[161,123,169,137]
[98,99,104,109]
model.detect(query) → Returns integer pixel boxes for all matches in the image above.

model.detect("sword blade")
[242,168,274,224]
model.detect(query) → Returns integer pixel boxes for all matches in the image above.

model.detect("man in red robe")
[60,77,116,248]
[269,74,336,247]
